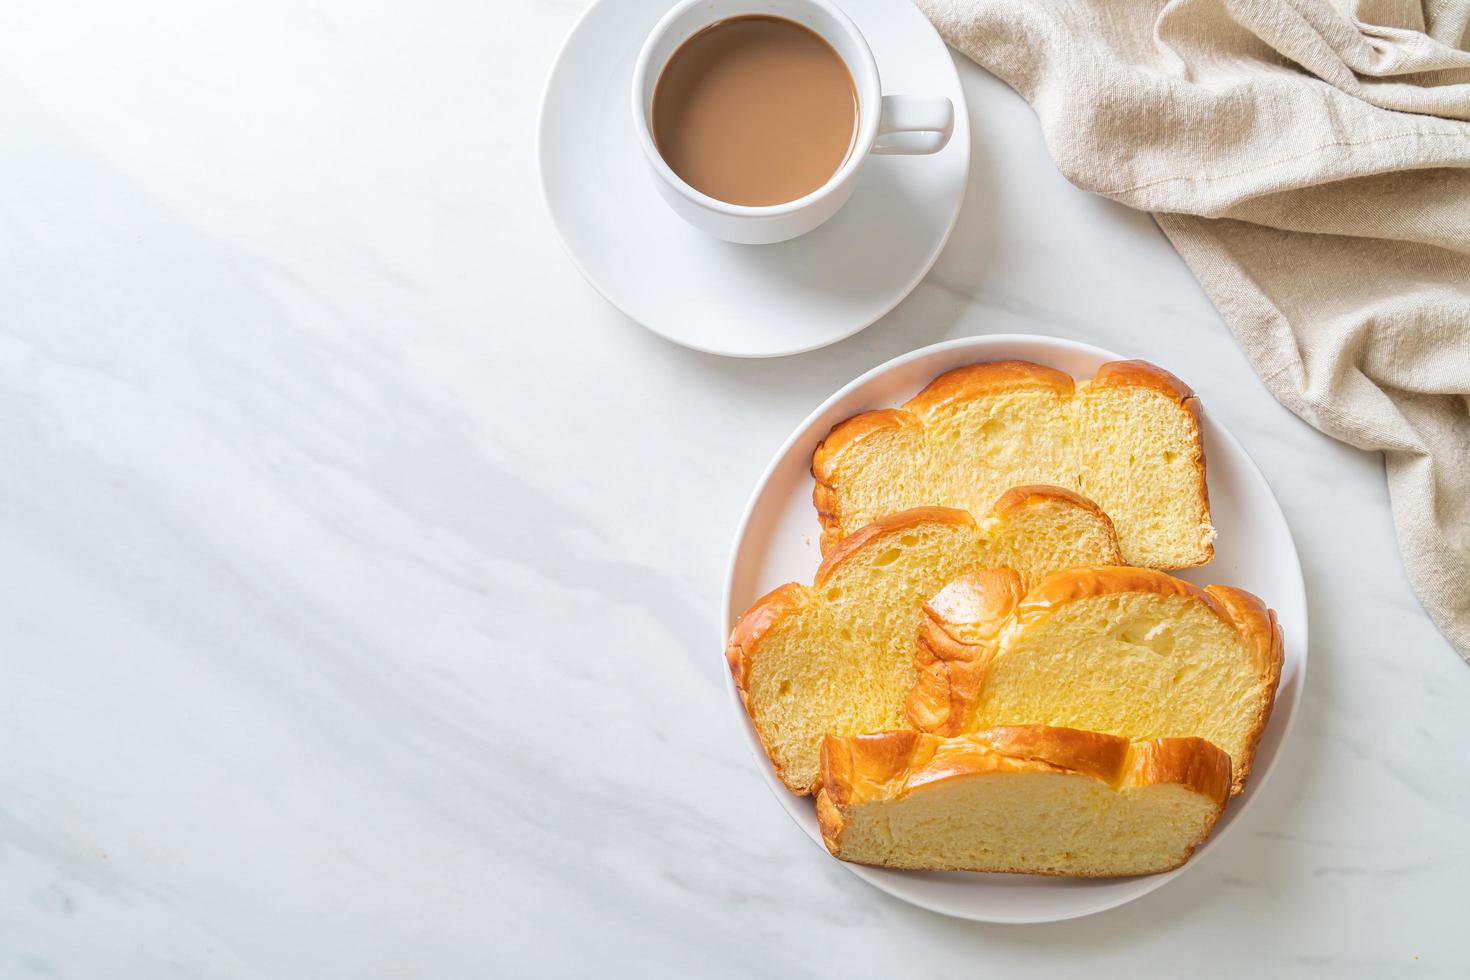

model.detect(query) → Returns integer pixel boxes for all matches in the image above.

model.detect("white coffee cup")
[631,0,955,245]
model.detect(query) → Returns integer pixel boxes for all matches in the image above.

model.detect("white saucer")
[537,0,970,358]
[722,335,1308,922]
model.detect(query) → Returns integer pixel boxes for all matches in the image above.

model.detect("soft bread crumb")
[728,491,1124,795]
[913,566,1283,794]
[818,727,1231,876]
[812,360,1213,569]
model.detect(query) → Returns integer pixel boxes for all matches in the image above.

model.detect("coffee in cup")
[651,16,858,207]
[632,0,955,245]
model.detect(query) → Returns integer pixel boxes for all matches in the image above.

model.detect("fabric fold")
[918,0,1470,660]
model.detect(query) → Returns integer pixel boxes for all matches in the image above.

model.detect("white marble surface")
[2,1,1468,976]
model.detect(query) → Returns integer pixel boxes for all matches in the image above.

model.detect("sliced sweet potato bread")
[909,566,1283,794]
[726,487,1123,795]
[816,726,1231,877]
[812,359,1214,569]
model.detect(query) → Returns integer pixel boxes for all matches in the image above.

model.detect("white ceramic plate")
[721,335,1308,922]
[537,0,970,357]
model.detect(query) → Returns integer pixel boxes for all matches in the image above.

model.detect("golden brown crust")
[814,781,847,854]
[725,583,808,694]
[909,570,1026,736]
[923,569,1028,634]
[903,361,1075,422]
[821,727,1230,807]
[817,730,919,809]
[810,409,922,554]
[1124,736,1233,803]
[1202,585,1285,793]
[934,725,1131,786]
[1011,566,1229,627]
[1203,585,1284,685]
[812,479,843,556]
[1091,359,1195,401]
[918,565,1231,637]
[724,582,808,791]
[816,726,1231,874]
[811,409,918,487]
[909,566,1281,794]
[989,484,1115,524]
[812,507,974,587]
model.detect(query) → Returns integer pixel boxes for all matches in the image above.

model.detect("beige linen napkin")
[918,0,1470,660]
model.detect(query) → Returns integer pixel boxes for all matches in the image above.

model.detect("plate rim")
[535,0,972,359]
[719,333,1309,922]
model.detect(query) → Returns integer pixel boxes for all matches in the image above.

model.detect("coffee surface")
[653,16,857,207]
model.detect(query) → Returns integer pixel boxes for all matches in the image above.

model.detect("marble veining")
[1,1,1468,976]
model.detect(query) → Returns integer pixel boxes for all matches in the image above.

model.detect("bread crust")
[725,582,807,696]
[909,569,1026,737]
[813,506,974,587]
[910,565,1282,794]
[1202,585,1285,793]
[903,360,1075,422]
[1012,565,1228,626]
[727,493,1124,795]
[1090,359,1195,401]
[723,582,810,792]
[817,726,1231,875]
[810,358,1213,567]
[811,409,922,555]
[989,484,1116,524]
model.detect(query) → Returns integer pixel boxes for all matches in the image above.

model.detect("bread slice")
[726,488,1124,795]
[910,566,1283,794]
[811,359,1214,569]
[816,726,1231,876]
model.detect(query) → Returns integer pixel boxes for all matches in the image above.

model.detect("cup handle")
[872,95,954,155]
